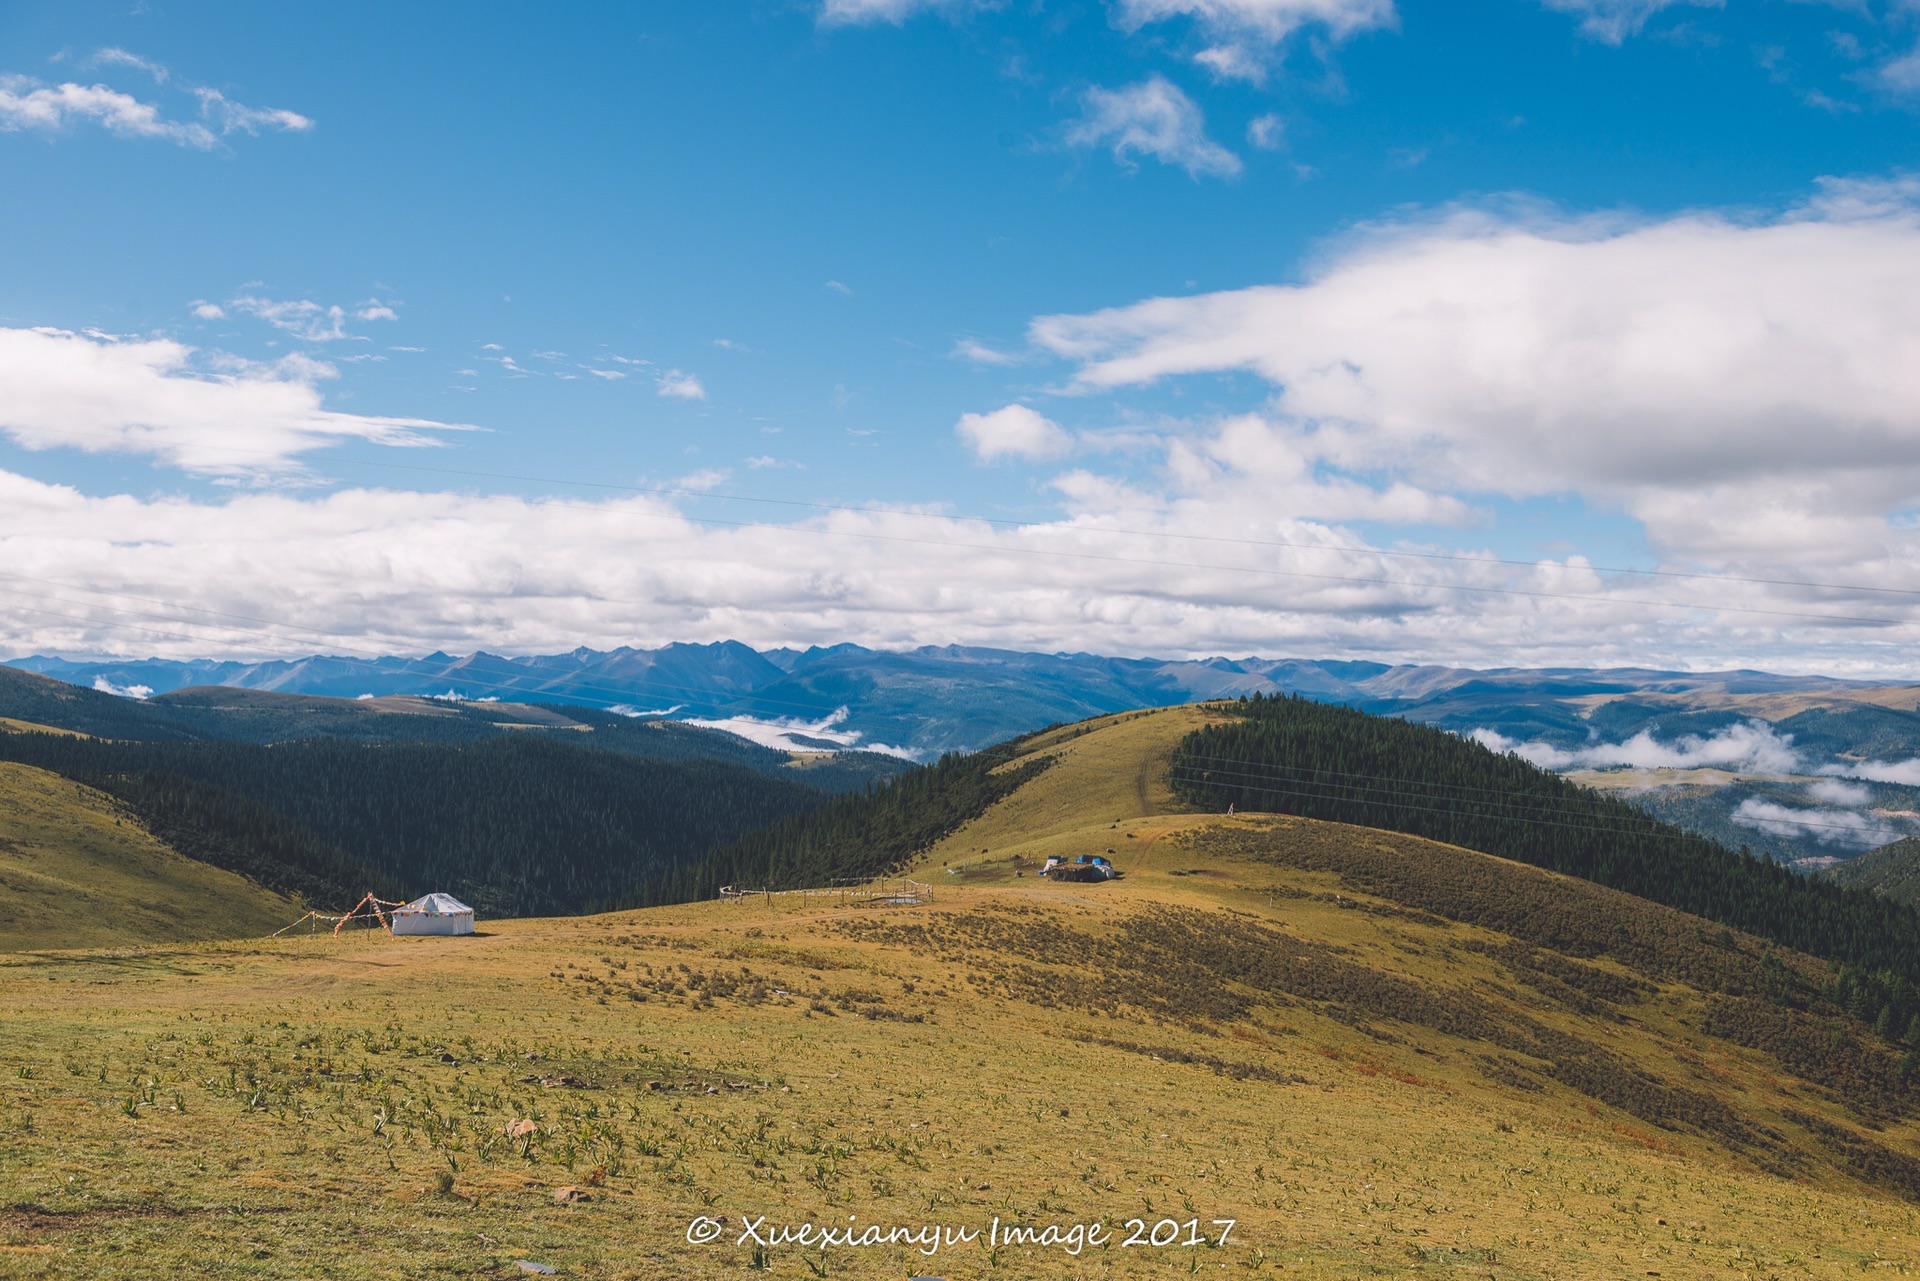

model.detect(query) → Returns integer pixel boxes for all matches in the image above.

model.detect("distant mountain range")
[10,641,1920,877]
[7,642,1903,756]
[11,643,1920,872]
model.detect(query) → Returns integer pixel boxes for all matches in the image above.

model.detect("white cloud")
[354,303,398,322]
[1030,180,1920,580]
[90,676,153,700]
[1827,758,1920,787]
[191,87,312,136]
[0,67,308,148]
[229,295,354,342]
[1116,0,1395,80]
[1877,48,1920,95]
[686,707,916,757]
[1538,0,1721,44]
[10,447,1920,672]
[1065,77,1241,179]
[825,280,855,296]
[0,76,217,147]
[585,368,627,380]
[818,0,990,24]
[1731,797,1897,848]
[1246,113,1285,149]
[1471,720,1805,774]
[0,327,469,476]
[956,404,1073,462]
[1808,778,1874,806]
[90,48,169,83]
[191,302,225,320]
[657,370,708,400]
[951,337,1023,365]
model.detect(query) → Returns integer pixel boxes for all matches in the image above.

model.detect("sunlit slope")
[916,704,1215,874]
[0,762,298,950]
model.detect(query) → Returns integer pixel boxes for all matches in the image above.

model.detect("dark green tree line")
[634,746,1054,906]
[1171,693,1920,988]
[0,733,826,917]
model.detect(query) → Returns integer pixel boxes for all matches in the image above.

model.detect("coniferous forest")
[1171,694,1920,992]
[0,733,827,917]
[633,745,1055,906]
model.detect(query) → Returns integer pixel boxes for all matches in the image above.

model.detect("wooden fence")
[717,876,933,907]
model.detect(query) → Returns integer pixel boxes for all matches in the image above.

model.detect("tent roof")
[402,893,472,915]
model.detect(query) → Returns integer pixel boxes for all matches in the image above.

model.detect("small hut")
[390,893,475,936]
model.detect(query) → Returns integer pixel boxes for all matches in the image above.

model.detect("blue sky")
[4,0,1920,672]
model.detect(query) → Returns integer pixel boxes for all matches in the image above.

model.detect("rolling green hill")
[1169,692,1920,992]
[0,761,298,950]
[1827,835,1920,907]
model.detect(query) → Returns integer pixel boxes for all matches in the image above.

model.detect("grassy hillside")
[1171,693,1920,990]
[0,762,297,950]
[1828,836,1920,907]
[7,704,1920,1278]
[0,666,202,741]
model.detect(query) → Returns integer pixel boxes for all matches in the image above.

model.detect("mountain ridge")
[10,642,1905,755]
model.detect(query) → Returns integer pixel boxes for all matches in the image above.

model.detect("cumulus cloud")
[0,327,469,476]
[1731,797,1898,848]
[657,370,707,400]
[0,63,309,148]
[90,676,153,699]
[11,448,1920,670]
[1030,181,1920,586]
[1471,720,1805,774]
[955,404,1073,462]
[1538,0,1720,44]
[1065,77,1241,179]
[0,76,218,147]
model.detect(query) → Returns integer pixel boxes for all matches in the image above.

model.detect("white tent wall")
[389,892,475,937]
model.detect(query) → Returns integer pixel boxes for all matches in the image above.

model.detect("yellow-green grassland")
[3,707,1919,1279]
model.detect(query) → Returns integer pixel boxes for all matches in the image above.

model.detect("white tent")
[390,892,475,936]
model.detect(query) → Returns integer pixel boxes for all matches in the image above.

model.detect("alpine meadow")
[10,3,1920,1279]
